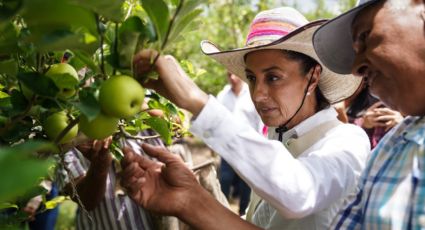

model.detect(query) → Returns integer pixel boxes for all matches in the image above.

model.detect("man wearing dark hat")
[313,0,425,228]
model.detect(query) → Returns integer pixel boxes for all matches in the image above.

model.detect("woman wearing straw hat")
[121,7,369,230]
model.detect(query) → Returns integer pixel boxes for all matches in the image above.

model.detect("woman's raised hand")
[133,50,208,116]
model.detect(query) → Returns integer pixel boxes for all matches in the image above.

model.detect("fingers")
[122,147,157,169]
[368,101,384,110]
[141,143,183,165]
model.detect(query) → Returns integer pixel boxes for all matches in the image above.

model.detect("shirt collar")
[268,106,338,141]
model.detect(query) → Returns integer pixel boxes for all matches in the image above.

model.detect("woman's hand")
[120,143,201,217]
[363,102,403,130]
[133,50,208,116]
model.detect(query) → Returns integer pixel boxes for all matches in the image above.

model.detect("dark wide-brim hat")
[313,0,379,74]
[201,7,361,104]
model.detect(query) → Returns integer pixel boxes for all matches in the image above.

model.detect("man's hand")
[120,143,201,217]
[75,137,112,167]
[133,50,208,116]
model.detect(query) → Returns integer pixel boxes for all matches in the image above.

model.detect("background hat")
[201,7,361,104]
[313,0,379,74]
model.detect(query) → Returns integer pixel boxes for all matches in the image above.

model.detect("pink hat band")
[245,7,309,47]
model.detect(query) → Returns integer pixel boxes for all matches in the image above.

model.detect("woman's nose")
[252,82,268,103]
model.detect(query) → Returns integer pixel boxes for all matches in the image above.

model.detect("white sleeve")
[190,96,369,218]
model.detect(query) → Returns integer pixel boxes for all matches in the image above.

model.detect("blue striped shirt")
[332,116,425,229]
[60,130,164,230]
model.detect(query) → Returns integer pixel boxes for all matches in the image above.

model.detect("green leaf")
[46,72,79,91]
[165,102,178,116]
[0,92,10,99]
[144,117,171,145]
[26,28,98,53]
[0,59,18,77]
[9,89,28,114]
[21,0,97,35]
[0,0,23,23]
[70,0,125,22]
[0,22,18,55]
[113,16,146,69]
[110,142,124,161]
[74,89,100,122]
[0,203,18,210]
[72,51,99,73]
[44,196,66,210]
[168,8,203,45]
[17,72,59,97]
[140,0,170,45]
[0,141,56,203]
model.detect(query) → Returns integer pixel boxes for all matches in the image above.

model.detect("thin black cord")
[276,70,315,141]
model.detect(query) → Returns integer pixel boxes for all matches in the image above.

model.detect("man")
[313,0,425,228]
[59,130,163,230]
[217,72,262,216]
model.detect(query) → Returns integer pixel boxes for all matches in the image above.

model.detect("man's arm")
[64,140,112,211]
[120,144,261,230]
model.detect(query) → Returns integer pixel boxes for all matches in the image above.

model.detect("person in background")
[335,79,403,149]
[217,72,263,216]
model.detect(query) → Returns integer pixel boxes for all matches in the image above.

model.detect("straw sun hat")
[201,7,361,104]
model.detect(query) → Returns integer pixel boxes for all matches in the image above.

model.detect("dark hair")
[347,86,379,118]
[281,50,330,111]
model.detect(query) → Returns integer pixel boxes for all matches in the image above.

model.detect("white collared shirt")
[217,83,263,133]
[190,96,370,229]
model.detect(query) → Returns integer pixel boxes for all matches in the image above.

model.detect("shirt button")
[418,215,425,227]
[203,131,212,138]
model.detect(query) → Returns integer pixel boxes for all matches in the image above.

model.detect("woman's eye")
[266,74,279,82]
[246,75,256,82]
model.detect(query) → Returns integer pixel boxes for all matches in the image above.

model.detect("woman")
[121,7,369,229]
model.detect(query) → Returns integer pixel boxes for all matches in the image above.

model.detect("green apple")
[99,75,145,118]
[45,63,79,99]
[79,113,119,140]
[43,111,78,144]
[21,84,34,100]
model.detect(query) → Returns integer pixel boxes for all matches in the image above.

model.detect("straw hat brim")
[200,20,361,104]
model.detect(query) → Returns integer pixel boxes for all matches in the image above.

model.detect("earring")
[306,92,311,96]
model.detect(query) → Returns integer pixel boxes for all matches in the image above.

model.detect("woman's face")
[245,49,316,127]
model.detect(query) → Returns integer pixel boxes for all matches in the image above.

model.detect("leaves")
[70,0,125,22]
[0,141,56,203]
[17,72,59,98]
[0,59,18,77]
[144,117,171,145]
[0,22,19,55]
[44,196,66,210]
[0,0,23,23]
[140,0,170,46]
[74,89,101,122]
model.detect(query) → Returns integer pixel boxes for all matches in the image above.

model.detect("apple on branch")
[43,111,78,144]
[99,75,145,118]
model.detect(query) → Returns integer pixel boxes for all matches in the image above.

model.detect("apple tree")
[0,0,205,227]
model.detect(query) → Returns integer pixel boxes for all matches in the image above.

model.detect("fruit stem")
[54,116,80,145]
[118,125,160,141]
[96,14,106,77]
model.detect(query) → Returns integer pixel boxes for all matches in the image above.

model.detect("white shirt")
[190,96,370,229]
[216,83,263,133]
